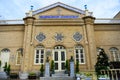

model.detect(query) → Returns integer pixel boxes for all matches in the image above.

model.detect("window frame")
[109,47,120,62]
[34,46,45,65]
[75,45,85,64]
[16,50,21,65]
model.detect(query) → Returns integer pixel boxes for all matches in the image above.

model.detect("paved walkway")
[6,79,40,80]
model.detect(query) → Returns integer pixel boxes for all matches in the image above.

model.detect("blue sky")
[0,0,120,19]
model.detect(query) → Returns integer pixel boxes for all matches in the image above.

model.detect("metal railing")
[95,18,120,23]
[101,69,120,80]
[0,19,24,24]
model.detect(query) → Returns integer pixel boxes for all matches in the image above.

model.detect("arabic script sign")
[39,15,79,19]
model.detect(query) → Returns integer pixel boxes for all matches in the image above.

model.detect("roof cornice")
[33,2,85,15]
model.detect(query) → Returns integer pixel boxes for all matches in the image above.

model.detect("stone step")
[0,72,8,79]
[52,74,68,77]
[40,77,75,80]
[52,72,68,77]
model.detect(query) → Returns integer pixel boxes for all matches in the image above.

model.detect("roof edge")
[33,2,85,15]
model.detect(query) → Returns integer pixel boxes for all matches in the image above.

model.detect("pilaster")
[83,16,97,70]
[21,17,35,72]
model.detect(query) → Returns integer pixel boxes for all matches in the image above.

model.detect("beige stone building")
[0,2,120,77]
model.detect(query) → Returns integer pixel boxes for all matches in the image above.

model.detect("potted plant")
[0,60,1,67]
[98,75,110,80]
[85,72,92,80]
[95,48,110,79]
[0,60,1,71]
[7,64,11,75]
[3,62,7,72]
[40,64,44,77]
[28,72,37,79]
[50,60,55,76]
[76,61,79,73]
[75,61,80,78]
[10,73,18,79]
[65,60,69,74]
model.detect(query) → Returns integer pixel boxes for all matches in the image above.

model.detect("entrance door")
[53,46,66,72]
[0,49,10,71]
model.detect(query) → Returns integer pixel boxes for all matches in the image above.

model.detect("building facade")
[0,2,120,75]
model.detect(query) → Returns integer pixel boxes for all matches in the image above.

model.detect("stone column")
[70,56,75,77]
[45,57,50,77]
[83,16,96,70]
[19,17,35,79]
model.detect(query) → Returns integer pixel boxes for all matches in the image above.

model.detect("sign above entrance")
[39,15,79,19]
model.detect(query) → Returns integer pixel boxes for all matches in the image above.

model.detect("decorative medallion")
[36,32,46,42]
[73,32,82,42]
[54,33,64,42]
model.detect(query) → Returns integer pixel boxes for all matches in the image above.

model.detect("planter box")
[99,78,110,80]
[40,73,44,77]
[85,77,92,80]
[19,72,28,79]
[10,73,18,79]
[28,75,37,79]
[76,74,80,77]
[0,72,8,79]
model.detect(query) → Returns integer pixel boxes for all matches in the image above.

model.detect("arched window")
[109,47,120,61]
[53,45,66,71]
[34,45,44,65]
[1,48,10,53]
[54,45,65,50]
[16,48,22,65]
[75,45,85,64]
[0,48,10,71]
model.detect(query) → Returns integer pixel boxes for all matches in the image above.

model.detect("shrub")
[50,60,55,74]
[75,61,79,73]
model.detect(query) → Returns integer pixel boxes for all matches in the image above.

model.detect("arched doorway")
[53,45,66,72]
[0,48,10,71]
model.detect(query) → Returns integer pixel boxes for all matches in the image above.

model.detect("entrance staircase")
[40,71,75,80]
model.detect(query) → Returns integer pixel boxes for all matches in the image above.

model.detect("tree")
[40,64,44,73]
[50,60,55,74]
[3,62,11,75]
[95,48,110,76]
[0,60,1,68]
[65,60,70,74]
[75,61,79,73]
[0,60,1,71]
[40,64,44,77]
[7,64,11,75]
[3,62,7,72]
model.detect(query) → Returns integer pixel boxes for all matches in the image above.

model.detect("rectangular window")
[55,52,58,61]
[16,52,21,65]
[81,59,84,63]
[36,50,39,54]
[76,59,79,62]
[76,49,78,53]
[36,59,39,63]
[55,63,58,70]
[76,54,79,58]
[80,49,83,53]
[41,59,43,63]
[75,47,85,64]
[35,49,44,64]
[61,51,65,61]
[41,55,44,58]
[61,63,65,70]
[41,49,44,54]
[36,55,39,58]
[80,54,83,58]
